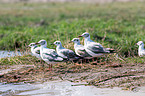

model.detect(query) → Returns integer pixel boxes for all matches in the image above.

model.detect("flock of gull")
[28,32,145,70]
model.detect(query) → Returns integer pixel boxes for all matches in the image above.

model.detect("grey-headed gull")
[28,43,40,59]
[53,41,79,61]
[70,38,92,59]
[78,32,115,57]
[35,40,63,70]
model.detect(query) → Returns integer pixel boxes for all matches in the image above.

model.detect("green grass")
[1,2,145,57]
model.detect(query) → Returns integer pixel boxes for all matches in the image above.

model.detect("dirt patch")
[0,61,145,90]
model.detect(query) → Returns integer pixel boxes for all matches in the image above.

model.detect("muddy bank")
[0,59,145,91]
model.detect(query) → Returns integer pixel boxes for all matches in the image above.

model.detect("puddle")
[0,51,24,58]
[0,81,145,96]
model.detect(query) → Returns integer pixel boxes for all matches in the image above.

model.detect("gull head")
[53,41,62,46]
[71,38,80,43]
[28,43,37,47]
[78,32,90,38]
[35,40,47,46]
[136,41,144,46]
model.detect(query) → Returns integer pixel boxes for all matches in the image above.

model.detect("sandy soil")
[0,60,145,91]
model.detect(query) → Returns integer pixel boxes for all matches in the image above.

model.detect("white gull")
[78,32,115,57]
[35,40,63,70]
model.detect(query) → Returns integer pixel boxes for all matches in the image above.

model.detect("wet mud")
[0,61,145,91]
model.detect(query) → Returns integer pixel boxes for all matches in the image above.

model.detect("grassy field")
[1,2,145,89]
[0,2,145,58]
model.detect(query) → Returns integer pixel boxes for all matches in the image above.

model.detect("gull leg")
[50,64,53,71]
[92,57,98,65]
[96,57,98,63]
[48,64,52,71]
[81,59,83,64]
[92,58,94,62]
[41,60,45,68]
[83,58,88,64]
[74,60,80,66]
[40,59,42,63]
[84,59,86,63]
[49,64,51,71]
[92,58,95,63]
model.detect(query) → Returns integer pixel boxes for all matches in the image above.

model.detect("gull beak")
[26,45,30,47]
[135,43,138,45]
[69,41,72,43]
[78,35,82,37]
[51,43,54,45]
[35,42,39,45]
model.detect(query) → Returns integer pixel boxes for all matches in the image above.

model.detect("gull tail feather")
[54,57,63,61]
[104,48,115,53]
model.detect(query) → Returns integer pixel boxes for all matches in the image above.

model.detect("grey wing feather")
[42,48,63,61]
[77,48,91,57]
[87,43,105,53]
[67,49,76,58]
[42,53,54,60]
[60,49,76,58]
[58,49,68,58]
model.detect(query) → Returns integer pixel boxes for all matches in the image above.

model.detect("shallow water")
[0,81,145,96]
[0,51,23,58]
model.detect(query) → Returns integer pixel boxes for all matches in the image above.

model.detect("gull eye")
[41,41,45,45]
